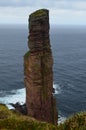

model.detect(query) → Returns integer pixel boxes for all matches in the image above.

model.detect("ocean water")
[0,24,86,123]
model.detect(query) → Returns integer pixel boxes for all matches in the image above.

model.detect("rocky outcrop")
[24,9,57,124]
[10,103,27,115]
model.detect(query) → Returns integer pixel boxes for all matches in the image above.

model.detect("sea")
[0,24,86,123]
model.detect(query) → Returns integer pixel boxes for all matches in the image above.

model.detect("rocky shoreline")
[9,102,27,115]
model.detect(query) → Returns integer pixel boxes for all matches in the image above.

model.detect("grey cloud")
[0,0,85,7]
[0,0,36,7]
[0,0,86,11]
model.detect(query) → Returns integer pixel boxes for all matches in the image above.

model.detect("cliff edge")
[0,104,85,130]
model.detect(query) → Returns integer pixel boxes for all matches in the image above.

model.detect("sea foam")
[0,88,25,109]
[0,84,60,108]
[0,84,66,123]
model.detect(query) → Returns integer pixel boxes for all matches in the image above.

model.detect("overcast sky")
[0,0,86,25]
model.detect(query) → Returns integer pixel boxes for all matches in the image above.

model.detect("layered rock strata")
[24,9,57,124]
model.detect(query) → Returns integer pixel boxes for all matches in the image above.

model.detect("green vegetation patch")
[0,104,56,130]
[24,51,30,59]
[30,9,48,18]
[0,104,13,119]
[0,118,56,130]
[0,104,86,130]
[58,112,86,130]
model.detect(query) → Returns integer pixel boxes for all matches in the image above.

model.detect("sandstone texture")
[24,9,57,124]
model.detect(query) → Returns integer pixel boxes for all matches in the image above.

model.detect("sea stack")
[24,9,57,124]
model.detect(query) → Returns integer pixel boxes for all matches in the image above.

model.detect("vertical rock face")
[24,9,57,124]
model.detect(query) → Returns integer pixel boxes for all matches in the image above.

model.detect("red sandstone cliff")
[24,9,57,124]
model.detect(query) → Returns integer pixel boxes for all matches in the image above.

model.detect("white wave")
[0,88,25,109]
[0,83,61,109]
[53,84,61,94]
[53,84,66,124]
[58,115,66,124]
[0,85,65,124]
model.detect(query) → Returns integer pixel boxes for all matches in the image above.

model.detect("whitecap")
[0,88,25,109]
[0,83,61,109]
[53,83,61,94]
[0,86,65,124]
[58,114,66,124]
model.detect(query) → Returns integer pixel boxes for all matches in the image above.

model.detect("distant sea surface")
[0,24,86,122]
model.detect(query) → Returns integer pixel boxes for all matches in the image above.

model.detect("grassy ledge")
[0,104,86,130]
[29,9,48,18]
[24,51,30,59]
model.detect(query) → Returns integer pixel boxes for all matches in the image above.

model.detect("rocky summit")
[24,9,57,124]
